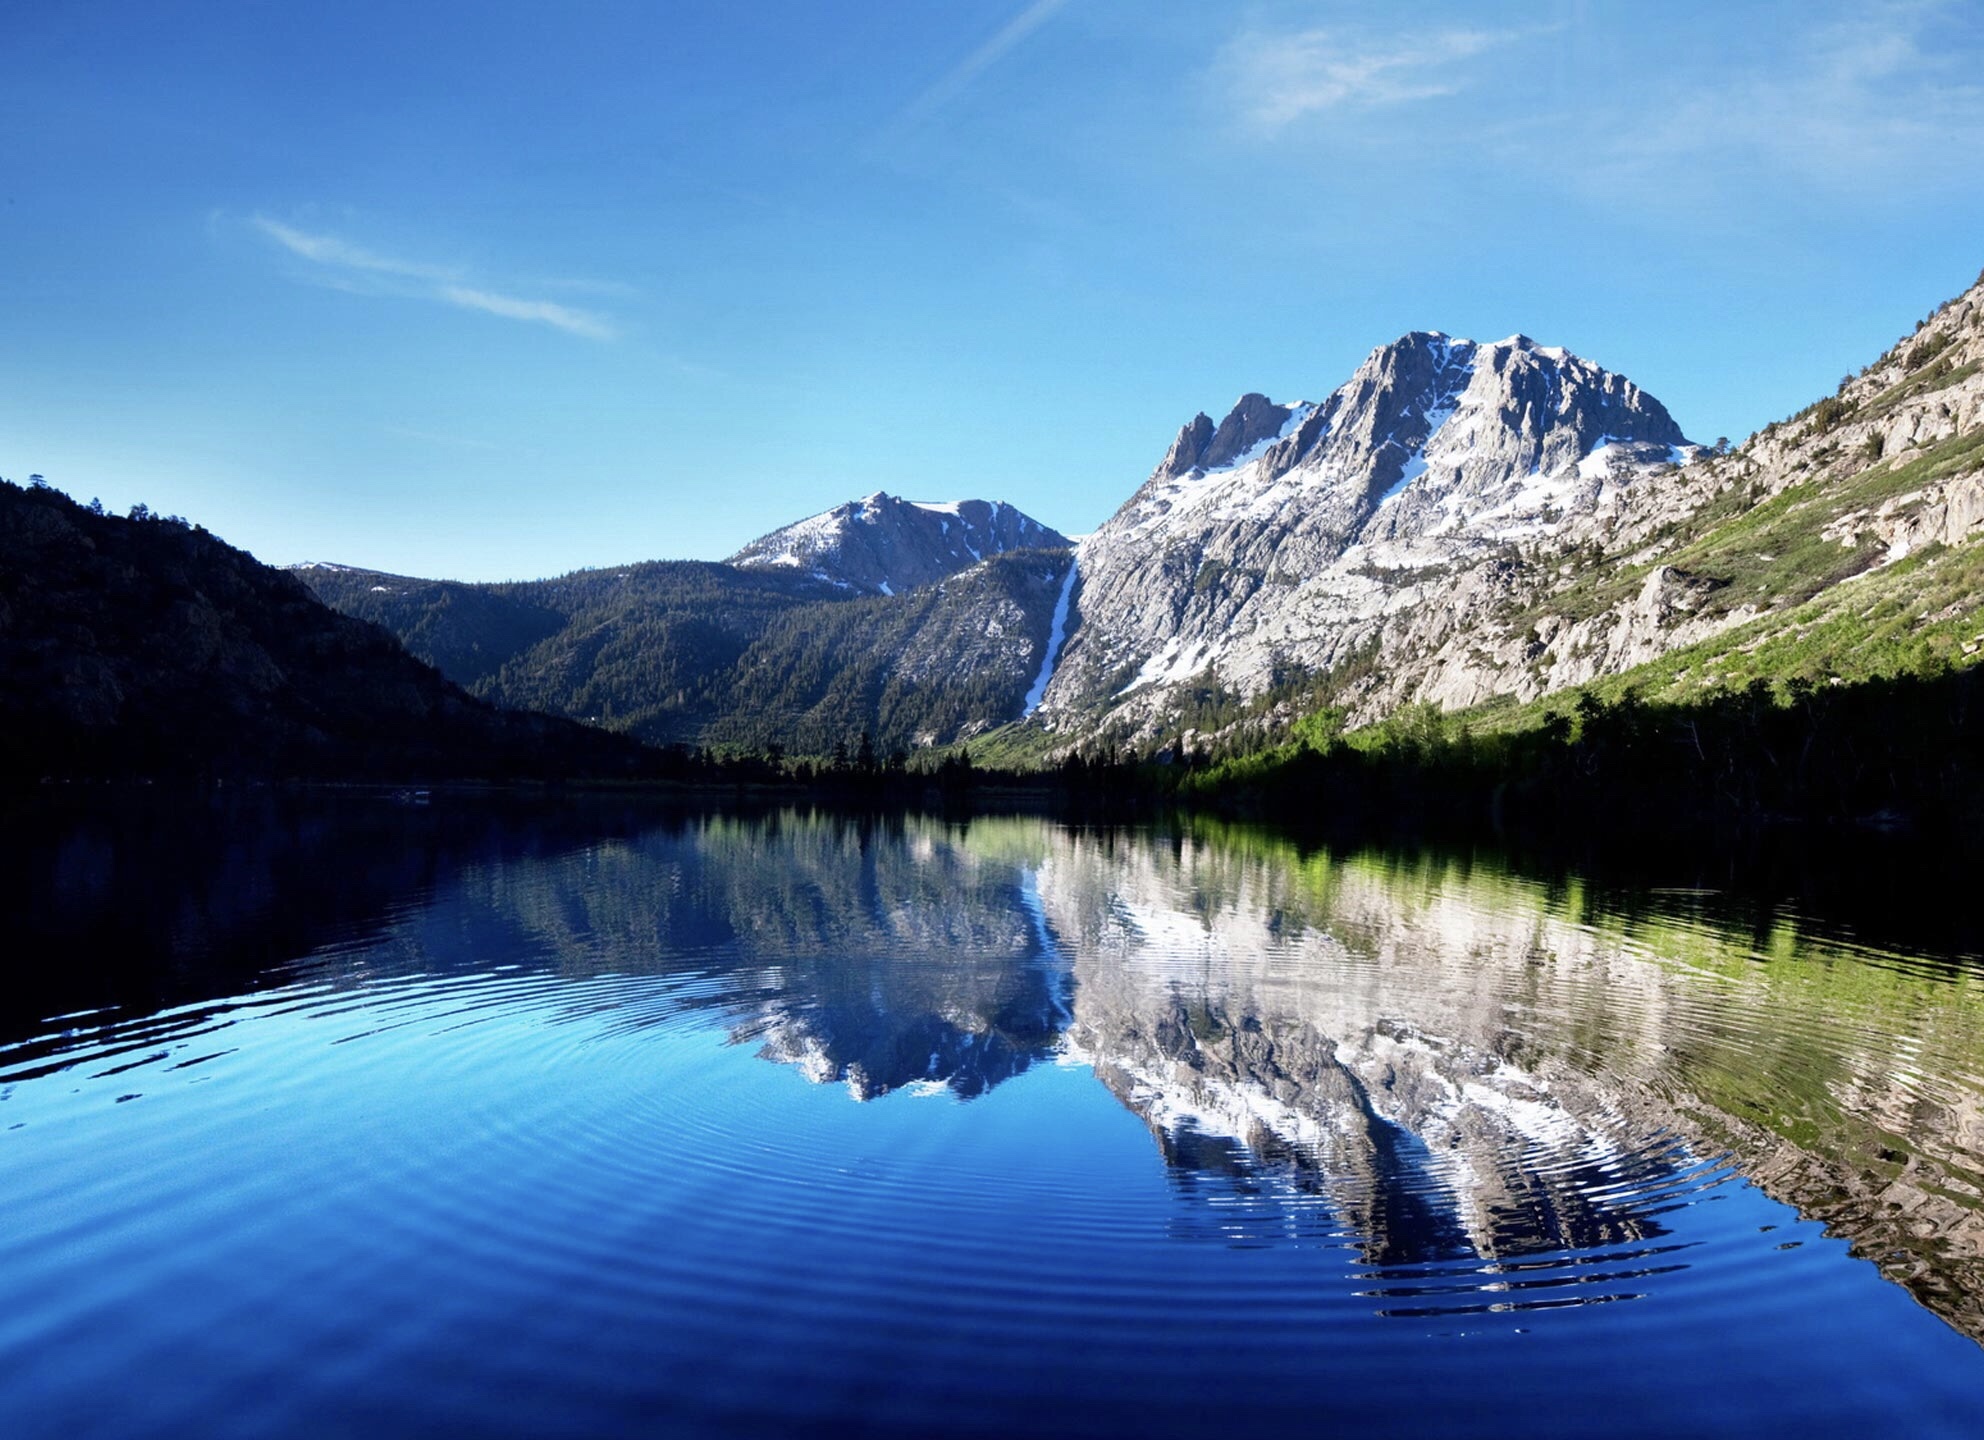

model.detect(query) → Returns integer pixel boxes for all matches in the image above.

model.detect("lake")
[6,794,1984,1437]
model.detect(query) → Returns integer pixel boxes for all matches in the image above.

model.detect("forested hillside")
[0,481,662,781]
[292,564,569,687]
[302,551,1073,755]
[695,550,1072,755]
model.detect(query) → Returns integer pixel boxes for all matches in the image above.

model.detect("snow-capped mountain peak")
[1039,331,1693,722]
[729,491,1070,595]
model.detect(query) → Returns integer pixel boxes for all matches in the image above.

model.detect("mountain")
[729,491,1069,595]
[288,562,569,688]
[1003,267,1984,759]
[0,481,660,780]
[1034,333,1694,736]
[299,545,1074,753]
[1422,268,1984,714]
[294,267,1984,765]
[298,338,1707,760]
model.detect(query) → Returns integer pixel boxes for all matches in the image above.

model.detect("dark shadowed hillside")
[0,481,661,781]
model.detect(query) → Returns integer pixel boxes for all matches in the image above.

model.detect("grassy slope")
[1484,430,1984,733]
[1182,389,1984,782]
[1517,421,1984,635]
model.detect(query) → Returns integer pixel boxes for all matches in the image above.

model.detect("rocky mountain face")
[1036,332,1693,736]
[729,491,1069,595]
[1364,271,1984,723]
[1037,271,1984,749]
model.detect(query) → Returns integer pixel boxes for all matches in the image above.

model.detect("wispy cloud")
[1204,4,1982,216]
[252,217,459,282]
[888,0,1073,138]
[437,285,616,341]
[1215,26,1520,133]
[1606,1,1984,193]
[248,215,619,340]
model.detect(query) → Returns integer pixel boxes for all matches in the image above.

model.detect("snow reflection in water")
[3,801,1984,1437]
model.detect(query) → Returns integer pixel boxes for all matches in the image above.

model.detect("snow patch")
[1120,402,1318,541]
[1023,558,1079,715]
[1377,401,1457,507]
[1577,437,1629,480]
[1376,344,1474,508]
[1226,401,1315,472]
[737,506,847,569]
[1117,634,1217,696]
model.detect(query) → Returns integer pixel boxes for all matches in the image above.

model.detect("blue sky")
[6,0,1984,580]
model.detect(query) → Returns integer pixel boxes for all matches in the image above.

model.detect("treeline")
[1173,669,1984,849]
[517,736,1076,816]
[659,662,1984,840]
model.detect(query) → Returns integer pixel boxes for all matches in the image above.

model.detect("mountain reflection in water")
[6,795,1984,1436]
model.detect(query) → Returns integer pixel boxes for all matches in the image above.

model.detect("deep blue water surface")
[5,797,1984,1437]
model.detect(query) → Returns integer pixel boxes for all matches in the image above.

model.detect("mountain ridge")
[290,269,1984,763]
[298,544,1075,752]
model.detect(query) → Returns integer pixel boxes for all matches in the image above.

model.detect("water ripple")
[5,812,1984,1437]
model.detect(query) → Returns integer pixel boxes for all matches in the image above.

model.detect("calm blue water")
[5,798,1984,1437]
